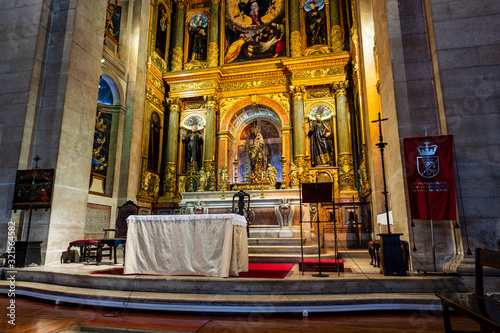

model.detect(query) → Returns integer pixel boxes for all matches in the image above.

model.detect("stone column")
[207,0,219,67]
[171,0,186,71]
[290,0,301,57]
[203,94,217,191]
[291,86,306,159]
[333,81,355,191]
[330,0,343,51]
[164,98,181,195]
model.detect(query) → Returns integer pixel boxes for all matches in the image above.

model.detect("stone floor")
[0,250,460,314]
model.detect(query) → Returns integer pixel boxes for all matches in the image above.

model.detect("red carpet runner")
[92,263,294,279]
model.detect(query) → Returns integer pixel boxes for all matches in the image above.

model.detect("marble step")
[249,252,336,263]
[248,237,303,246]
[248,244,319,255]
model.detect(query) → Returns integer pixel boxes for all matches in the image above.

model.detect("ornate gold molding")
[333,81,349,97]
[171,47,183,71]
[170,80,217,93]
[207,42,219,67]
[219,97,244,119]
[338,153,355,190]
[307,89,331,99]
[149,76,165,95]
[220,78,287,92]
[147,87,163,109]
[163,163,177,194]
[184,61,208,70]
[302,45,331,57]
[151,52,167,72]
[290,31,302,58]
[330,25,343,52]
[293,67,344,80]
[290,86,305,100]
[264,93,290,113]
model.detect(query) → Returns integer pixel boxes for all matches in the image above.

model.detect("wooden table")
[123,214,248,277]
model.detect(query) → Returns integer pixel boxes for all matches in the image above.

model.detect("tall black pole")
[372,113,391,234]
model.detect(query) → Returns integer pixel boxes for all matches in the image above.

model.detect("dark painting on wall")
[155,3,168,59]
[13,169,54,210]
[92,107,112,177]
[224,0,286,64]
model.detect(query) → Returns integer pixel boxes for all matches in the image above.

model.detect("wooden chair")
[97,200,139,265]
[436,248,500,333]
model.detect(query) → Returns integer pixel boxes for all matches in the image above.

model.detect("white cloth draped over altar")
[124,214,248,277]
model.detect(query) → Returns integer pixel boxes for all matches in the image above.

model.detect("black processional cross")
[372,113,391,234]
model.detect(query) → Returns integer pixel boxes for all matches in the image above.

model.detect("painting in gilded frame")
[223,0,287,64]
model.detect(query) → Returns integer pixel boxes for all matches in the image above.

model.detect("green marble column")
[171,0,186,71]
[290,0,301,57]
[164,98,181,195]
[203,95,217,191]
[330,0,343,51]
[291,86,306,159]
[334,81,354,190]
[207,0,219,67]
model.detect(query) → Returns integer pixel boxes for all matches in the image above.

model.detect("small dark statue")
[232,190,252,236]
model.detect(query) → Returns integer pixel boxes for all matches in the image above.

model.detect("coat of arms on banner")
[417,142,439,178]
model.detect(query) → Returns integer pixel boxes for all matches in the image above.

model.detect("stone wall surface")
[0,0,47,251]
[430,0,500,251]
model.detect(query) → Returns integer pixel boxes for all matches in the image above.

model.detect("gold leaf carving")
[265,93,290,113]
[302,45,331,56]
[207,42,219,67]
[170,81,216,93]
[147,87,163,109]
[219,97,243,119]
[171,47,183,71]
[331,25,343,52]
[221,78,286,92]
[149,76,165,95]
[293,67,344,80]
[184,61,207,70]
[290,31,302,58]
[307,89,331,99]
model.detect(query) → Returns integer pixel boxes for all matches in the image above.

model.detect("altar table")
[124,214,248,277]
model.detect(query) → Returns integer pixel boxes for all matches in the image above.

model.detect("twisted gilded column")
[164,98,181,195]
[207,0,219,67]
[291,86,306,159]
[333,81,354,191]
[290,0,301,57]
[203,94,217,191]
[171,0,186,71]
[330,0,343,51]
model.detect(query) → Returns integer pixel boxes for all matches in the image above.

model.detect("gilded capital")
[333,81,348,97]
[171,47,183,71]
[167,97,181,112]
[290,85,305,100]
[204,94,218,109]
[173,0,187,10]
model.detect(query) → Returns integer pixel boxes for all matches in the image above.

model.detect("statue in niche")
[248,124,268,182]
[266,163,277,187]
[305,0,327,47]
[147,112,162,172]
[182,126,204,170]
[308,109,334,167]
[188,14,208,61]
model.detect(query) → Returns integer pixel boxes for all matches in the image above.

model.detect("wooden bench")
[435,248,500,333]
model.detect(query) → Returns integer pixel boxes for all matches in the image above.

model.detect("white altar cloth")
[123,214,248,277]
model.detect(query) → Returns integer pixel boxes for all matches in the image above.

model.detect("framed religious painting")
[221,0,288,64]
[13,169,55,210]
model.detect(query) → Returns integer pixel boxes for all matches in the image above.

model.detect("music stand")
[300,180,333,277]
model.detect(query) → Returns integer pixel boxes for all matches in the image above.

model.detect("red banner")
[403,135,456,220]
